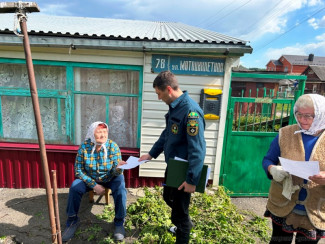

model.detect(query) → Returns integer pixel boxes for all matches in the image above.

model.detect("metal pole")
[19,15,58,244]
[52,170,62,244]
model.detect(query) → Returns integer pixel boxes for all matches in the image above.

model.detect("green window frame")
[0,58,143,147]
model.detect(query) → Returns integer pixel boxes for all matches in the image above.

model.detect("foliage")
[96,186,271,243]
[126,186,174,243]
[189,187,270,243]
[0,236,7,240]
[232,114,281,132]
[75,224,103,241]
[97,204,115,222]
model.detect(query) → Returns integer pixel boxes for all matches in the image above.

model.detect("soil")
[0,188,142,244]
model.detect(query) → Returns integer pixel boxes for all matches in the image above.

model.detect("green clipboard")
[165,158,208,193]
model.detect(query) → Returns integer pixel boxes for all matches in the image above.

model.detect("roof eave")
[0,34,253,56]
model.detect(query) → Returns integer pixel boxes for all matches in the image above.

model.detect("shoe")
[114,225,125,241]
[169,226,177,234]
[62,217,80,242]
[169,220,194,234]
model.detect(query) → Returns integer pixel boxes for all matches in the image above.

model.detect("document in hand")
[166,158,209,193]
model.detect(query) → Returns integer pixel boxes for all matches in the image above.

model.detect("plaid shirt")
[74,138,123,188]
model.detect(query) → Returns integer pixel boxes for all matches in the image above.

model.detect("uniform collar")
[170,91,188,109]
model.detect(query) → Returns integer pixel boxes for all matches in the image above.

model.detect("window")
[0,59,142,148]
[284,66,288,72]
[313,84,317,93]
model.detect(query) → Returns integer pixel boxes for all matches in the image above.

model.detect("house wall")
[266,63,276,71]
[0,45,239,187]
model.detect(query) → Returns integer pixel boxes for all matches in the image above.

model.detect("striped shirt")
[74,138,123,188]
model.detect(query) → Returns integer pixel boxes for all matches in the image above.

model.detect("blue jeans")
[66,174,127,226]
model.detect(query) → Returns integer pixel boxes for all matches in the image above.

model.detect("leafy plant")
[96,186,271,243]
[75,224,102,241]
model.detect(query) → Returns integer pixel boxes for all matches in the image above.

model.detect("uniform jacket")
[149,91,206,186]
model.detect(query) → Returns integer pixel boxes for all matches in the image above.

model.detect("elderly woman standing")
[262,94,325,243]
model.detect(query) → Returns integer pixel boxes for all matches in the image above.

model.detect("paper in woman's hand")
[279,157,320,180]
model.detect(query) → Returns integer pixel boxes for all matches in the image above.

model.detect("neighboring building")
[266,54,325,74]
[231,69,293,116]
[0,14,252,188]
[302,65,325,95]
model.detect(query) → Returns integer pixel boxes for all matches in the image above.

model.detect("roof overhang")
[0,33,253,56]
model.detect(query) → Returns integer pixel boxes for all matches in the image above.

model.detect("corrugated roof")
[0,14,247,45]
[308,65,325,81]
[282,54,325,66]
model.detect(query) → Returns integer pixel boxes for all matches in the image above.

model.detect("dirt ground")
[1,188,323,244]
[0,188,142,243]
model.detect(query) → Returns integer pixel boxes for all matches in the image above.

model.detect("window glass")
[75,68,139,94]
[74,94,107,144]
[0,63,66,89]
[0,61,141,148]
[1,96,66,142]
[108,97,138,148]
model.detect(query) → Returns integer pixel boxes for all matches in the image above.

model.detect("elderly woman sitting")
[263,94,325,243]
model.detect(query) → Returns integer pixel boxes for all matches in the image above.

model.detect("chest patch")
[187,120,199,136]
[171,123,179,134]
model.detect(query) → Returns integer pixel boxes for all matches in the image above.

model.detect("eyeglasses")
[295,112,315,120]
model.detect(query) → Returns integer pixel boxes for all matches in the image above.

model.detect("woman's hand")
[117,160,127,168]
[309,171,325,185]
[93,184,105,195]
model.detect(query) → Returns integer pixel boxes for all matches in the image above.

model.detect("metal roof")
[0,14,252,55]
[282,54,325,66]
[307,65,325,81]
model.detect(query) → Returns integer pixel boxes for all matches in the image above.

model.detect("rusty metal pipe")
[19,17,57,243]
[52,170,62,244]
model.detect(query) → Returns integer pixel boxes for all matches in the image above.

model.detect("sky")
[30,0,325,69]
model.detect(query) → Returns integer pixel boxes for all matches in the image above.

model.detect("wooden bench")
[89,188,111,205]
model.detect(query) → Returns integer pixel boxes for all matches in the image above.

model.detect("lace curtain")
[0,63,66,89]
[74,68,139,147]
[0,63,67,143]
[2,96,66,142]
[0,63,139,147]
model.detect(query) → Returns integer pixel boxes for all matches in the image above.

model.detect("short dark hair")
[153,71,179,91]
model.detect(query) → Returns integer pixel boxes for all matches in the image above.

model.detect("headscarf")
[294,94,325,135]
[85,121,109,159]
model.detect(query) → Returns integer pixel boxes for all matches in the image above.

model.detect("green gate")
[219,73,306,196]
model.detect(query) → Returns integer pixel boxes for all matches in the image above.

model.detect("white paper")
[117,156,149,170]
[279,157,320,180]
[174,156,188,162]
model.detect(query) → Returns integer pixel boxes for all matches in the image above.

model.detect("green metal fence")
[220,72,306,196]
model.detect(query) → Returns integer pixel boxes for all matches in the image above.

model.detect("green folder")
[166,158,208,193]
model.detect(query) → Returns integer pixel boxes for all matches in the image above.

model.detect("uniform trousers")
[163,185,192,244]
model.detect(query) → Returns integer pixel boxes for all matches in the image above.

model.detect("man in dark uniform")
[139,70,206,244]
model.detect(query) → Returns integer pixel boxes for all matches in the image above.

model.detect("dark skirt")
[264,210,325,240]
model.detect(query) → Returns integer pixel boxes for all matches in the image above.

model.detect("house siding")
[139,53,233,184]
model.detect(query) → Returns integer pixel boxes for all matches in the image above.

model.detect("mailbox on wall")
[199,89,222,120]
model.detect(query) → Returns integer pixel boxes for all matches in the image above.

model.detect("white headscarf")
[85,121,109,159]
[294,94,325,135]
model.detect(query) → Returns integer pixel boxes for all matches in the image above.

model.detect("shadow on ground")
[0,188,139,243]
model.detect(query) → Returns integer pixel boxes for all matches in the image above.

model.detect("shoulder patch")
[187,120,199,136]
[188,111,199,119]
